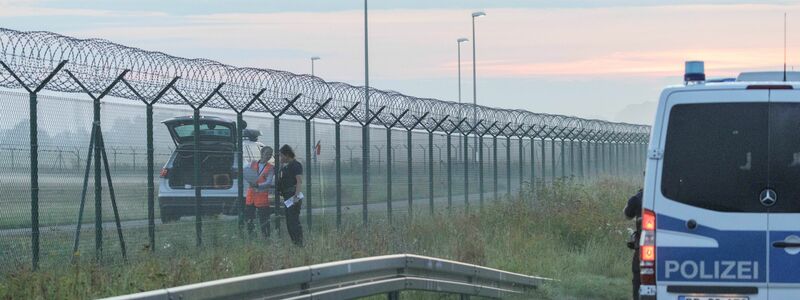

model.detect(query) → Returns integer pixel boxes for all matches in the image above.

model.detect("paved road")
[0,190,513,237]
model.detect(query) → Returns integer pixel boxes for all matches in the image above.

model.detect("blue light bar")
[684,61,706,83]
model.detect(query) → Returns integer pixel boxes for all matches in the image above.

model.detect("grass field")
[0,178,640,300]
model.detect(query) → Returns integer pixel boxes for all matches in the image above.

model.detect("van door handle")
[773,241,800,248]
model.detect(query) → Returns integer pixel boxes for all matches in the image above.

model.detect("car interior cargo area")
[168,143,234,189]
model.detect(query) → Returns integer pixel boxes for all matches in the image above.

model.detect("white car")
[640,62,800,299]
[158,115,263,223]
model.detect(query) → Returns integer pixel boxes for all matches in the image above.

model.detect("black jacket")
[624,189,643,231]
[624,189,643,220]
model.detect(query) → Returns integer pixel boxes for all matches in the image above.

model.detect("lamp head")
[311,56,321,61]
[472,11,486,18]
[457,38,469,43]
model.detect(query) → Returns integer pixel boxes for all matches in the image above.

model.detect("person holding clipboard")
[244,146,275,239]
[277,144,304,247]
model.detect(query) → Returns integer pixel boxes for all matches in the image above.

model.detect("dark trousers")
[245,205,271,239]
[285,201,303,246]
[632,248,640,300]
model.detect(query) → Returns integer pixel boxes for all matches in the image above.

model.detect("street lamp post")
[362,0,370,226]
[457,38,468,162]
[471,11,486,160]
[457,38,468,105]
[311,56,320,76]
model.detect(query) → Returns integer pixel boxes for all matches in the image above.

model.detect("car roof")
[661,81,800,94]
[161,115,234,124]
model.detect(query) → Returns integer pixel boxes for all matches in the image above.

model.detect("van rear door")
[765,90,800,299]
[163,116,236,145]
[655,89,768,299]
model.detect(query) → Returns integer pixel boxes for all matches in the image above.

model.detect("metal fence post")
[551,137,556,180]
[615,139,620,176]
[464,130,469,211]
[29,90,42,268]
[123,75,178,252]
[218,92,246,232]
[560,138,566,179]
[407,131,413,217]
[335,124,342,227]
[462,120,481,212]
[66,68,130,259]
[622,141,631,175]
[193,107,202,245]
[614,139,625,176]
[428,132,434,214]
[1,59,67,269]
[601,139,606,175]
[422,116,447,215]
[403,140,413,220]
[479,136,484,208]
[359,106,385,226]
[616,140,621,176]
[540,133,546,184]
[569,140,575,177]
[144,101,157,248]
[446,133,452,211]
[181,83,221,247]
[377,110,408,224]
[305,119,314,226]
[402,113,426,219]
[492,123,510,199]
[445,118,466,212]
[505,136,511,195]
[319,102,358,229]
[518,136,524,189]
[285,98,331,230]
[492,136,498,200]
[478,122,495,209]
[593,138,599,176]
[580,138,586,179]
[530,135,537,195]
[585,139,591,179]
[362,124,369,225]
[386,128,392,222]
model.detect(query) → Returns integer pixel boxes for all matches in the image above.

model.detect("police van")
[641,61,800,299]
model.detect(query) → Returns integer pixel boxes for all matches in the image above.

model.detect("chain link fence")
[0,28,650,272]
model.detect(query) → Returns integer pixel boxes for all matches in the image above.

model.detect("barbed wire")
[0,28,650,141]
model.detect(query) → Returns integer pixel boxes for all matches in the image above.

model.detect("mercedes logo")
[760,189,777,207]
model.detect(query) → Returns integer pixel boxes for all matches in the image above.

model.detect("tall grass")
[0,178,641,300]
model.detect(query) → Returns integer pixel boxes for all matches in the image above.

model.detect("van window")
[769,103,800,212]
[173,124,233,140]
[661,103,768,212]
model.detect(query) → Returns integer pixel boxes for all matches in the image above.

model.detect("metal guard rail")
[102,254,551,300]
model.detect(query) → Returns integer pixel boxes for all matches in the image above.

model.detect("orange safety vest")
[246,161,272,208]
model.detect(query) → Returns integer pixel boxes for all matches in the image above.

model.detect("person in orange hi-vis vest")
[245,146,275,238]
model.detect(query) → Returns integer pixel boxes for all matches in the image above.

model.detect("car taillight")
[160,168,169,178]
[642,210,655,231]
[640,209,657,296]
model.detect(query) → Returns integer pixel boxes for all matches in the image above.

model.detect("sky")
[2,0,800,125]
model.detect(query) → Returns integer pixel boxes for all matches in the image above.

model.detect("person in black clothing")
[624,188,643,300]
[278,144,304,246]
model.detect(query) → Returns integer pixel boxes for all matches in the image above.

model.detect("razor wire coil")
[0,28,650,142]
